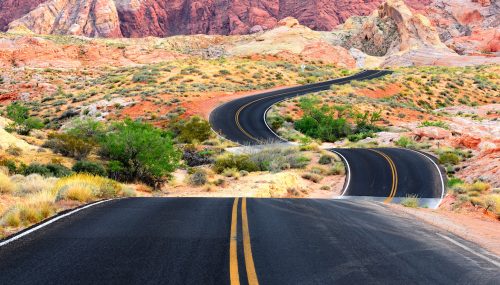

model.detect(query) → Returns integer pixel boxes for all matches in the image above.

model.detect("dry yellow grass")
[64,186,93,202]
[1,173,134,237]
[0,172,15,194]
[54,173,127,201]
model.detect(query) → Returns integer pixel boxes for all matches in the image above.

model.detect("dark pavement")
[0,198,498,284]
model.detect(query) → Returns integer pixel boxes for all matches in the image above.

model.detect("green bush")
[419,121,449,129]
[268,116,285,130]
[447,177,464,188]
[395,136,414,148]
[99,119,181,187]
[248,147,309,172]
[0,159,17,174]
[132,68,158,84]
[23,164,52,177]
[45,164,72,177]
[214,154,258,174]
[45,133,96,159]
[72,161,107,176]
[5,102,44,135]
[439,152,460,165]
[295,111,350,142]
[176,116,212,143]
[318,155,332,165]
[23,163,71,177]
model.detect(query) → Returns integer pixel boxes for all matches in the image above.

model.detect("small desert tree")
[6,102,44,135]
[99,119,181,188]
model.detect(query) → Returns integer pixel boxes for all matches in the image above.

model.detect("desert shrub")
[99,119,181,187]
[467,181,490,193]
[222,168,240,178]
[447,177,464,188]
[0,159,17,174]
[485,195,500,216]
[302,173,322,183]
[395,136,414,148]
[122,186,137,197]
[132,68,158,84]
[0,172,15,194]
[23,164,52,177]
[72,161,107,176]
[182,149,214,167]
[55,174,124,201]
[213,153,258,173]
[401,195,419,208]
[46,164,72,177]
[174,116,212,143]
[1,202,55,227]
[439,152,460,165]
[189,169,208,186]
[14,174,58,196]
[268,116,285,130]
[329,162,345,175]
[318,155,332,165]
[419,121,449,129]
[64,118,106,140]
[45,133,96,159]
[5,102,44,135]
[347,132,374,142]
[64,186,93,202]
[248,147,309,172]
[295,112,350,142]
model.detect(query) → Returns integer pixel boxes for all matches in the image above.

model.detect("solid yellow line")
[234,71,384,143]
[230,198,240,285]
[241,198,259,285]
[370,149,398,203]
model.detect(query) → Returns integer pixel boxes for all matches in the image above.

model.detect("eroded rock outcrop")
[419,0,499,54]
[3,0,424,37]
[328,0,450,56]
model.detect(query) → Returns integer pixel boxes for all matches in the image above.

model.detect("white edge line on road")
[263,97,295,143]
[0,199,112,248]
[329,150,351,197]
[405,148,446,209]
[436,233,500,268]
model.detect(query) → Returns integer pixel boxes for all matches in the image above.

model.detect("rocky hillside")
[1,0,428,37]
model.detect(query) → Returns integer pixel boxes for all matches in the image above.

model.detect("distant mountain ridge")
[0,0,428,37]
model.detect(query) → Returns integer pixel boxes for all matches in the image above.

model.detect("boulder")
[413,126,452,140]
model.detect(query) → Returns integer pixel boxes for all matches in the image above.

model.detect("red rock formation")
[2,0,430,36]
[0,0,47,31]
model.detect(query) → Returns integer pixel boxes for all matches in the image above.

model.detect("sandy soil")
[163,168,345,199]
[388,202,500,256]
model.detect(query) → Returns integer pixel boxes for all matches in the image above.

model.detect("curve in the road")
[332,148,446,208]
[209,70,446,207]
[210,70,391,145]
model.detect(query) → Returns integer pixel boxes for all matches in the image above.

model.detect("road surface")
[0,198,498,284]
[209,70,445,204]
[210,70,391,145]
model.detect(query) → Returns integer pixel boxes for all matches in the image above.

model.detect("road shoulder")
[387,203,500,256]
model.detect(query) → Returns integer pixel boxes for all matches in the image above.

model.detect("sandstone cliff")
[3,0,417,37]
[327,0,451,56]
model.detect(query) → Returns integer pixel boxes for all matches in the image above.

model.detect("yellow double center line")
[234,71,384,143]
[369,149,398,203]
[229,198,259,285]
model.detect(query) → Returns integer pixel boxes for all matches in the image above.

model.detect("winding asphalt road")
[210,70,391,145]
[210,70,445,205]
[1,198,499,284]
[0,71,497,284]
